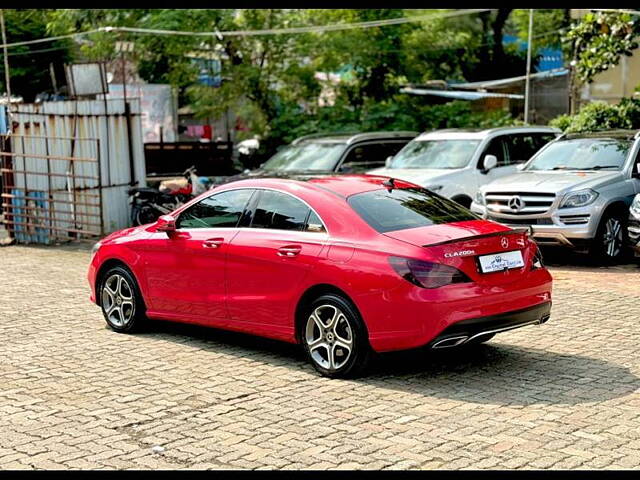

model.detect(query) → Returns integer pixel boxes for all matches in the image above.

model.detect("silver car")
[471,130,640,263]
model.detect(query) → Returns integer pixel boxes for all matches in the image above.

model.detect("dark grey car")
[218,131,418,185]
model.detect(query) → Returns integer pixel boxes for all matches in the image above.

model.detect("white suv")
[368,126,560,207]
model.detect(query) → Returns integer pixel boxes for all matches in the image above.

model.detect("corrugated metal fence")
[1,98,146,243]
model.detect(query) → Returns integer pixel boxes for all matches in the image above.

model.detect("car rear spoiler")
[422,227,531,248]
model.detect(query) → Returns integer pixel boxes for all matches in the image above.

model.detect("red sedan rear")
[88,175,552,378]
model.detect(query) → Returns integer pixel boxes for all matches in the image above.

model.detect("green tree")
[564,10,640,84]
[0,9,74,102]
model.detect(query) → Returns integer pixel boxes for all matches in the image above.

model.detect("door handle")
[203,238,224,248]
[277,245,301,257]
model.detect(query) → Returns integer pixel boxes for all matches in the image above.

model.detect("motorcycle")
[128,166,211,226]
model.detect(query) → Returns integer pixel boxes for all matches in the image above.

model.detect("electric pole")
[524,9,533,124]
[0,9,11,102]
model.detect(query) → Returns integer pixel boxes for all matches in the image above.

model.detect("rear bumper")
[427,301,551,349]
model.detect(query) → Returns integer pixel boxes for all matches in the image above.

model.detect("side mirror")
[385,156,393,168]
[156,215,176,233]
[339,164,353,173]
[482,154,498,173]
[633,164,640,178]
[516,163,526,171]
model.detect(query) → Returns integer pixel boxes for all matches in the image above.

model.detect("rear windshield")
[348,187,478,233]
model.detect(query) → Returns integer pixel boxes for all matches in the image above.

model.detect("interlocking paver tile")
[1,244,640,469]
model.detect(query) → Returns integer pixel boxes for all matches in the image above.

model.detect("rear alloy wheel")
[302,294,371,379]
[591,211,627,264]
[100,266,146,332]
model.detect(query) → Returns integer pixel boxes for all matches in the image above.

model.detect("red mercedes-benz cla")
[88,175,552,378]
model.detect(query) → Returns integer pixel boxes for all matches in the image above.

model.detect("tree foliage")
[4,8,542,148]
[549,97,640,133]
[0,10,73,102]
[564,10,640,84]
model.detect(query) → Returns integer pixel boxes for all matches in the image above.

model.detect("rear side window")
[340,141,410,172]
[251,190,311,231]
[348,187,477,233]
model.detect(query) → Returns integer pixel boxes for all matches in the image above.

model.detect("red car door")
[142,188,255,325]
[226,189,328,335]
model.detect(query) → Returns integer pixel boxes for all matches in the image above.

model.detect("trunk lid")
[384,220,534,284]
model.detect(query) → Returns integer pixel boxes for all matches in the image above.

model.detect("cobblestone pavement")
[1,244,640,470]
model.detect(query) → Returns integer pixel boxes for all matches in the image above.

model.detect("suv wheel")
[590,210,627,264]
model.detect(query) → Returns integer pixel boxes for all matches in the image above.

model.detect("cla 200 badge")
[444,250,476,258]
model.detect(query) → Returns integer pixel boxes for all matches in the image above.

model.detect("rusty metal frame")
[0,134,104,244]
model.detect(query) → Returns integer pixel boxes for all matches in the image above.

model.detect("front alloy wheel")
[302,294,371,378]
[99,266,146,332]
[602,216,623,259]
[102,273,135,328]
[591,211,627,264]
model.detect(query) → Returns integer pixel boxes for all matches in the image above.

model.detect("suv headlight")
[560,189,598,209]
[475,190,485,206]
[631,194,640,218]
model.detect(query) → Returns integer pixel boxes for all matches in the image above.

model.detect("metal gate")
[0,134,104,244]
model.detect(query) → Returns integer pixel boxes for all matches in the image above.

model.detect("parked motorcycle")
[128,166,211,226]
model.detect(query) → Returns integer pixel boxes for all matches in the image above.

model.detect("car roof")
[291,131,419,146]
[416,126,560,141]
[217,174,415,198]
[563,129,640,140]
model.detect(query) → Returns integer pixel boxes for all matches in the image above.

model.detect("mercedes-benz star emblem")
[508,195,524,212]
[501,237,509,249]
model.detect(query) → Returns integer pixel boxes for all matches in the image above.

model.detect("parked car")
[471,130,640,263]
[627,193,640,256]
[89,174,552,379]
[214,131,418,185]
[368,126,560,207]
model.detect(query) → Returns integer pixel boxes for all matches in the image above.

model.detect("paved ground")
[1,243,640,470]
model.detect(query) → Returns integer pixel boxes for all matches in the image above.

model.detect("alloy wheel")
[602,217,622,258]
[102,274,135,327]
[304,304,354,372]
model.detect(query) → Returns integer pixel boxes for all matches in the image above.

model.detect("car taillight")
[388,256,471,289]
[531,245,544,270]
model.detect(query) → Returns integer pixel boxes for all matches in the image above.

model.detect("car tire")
[301,293,372,379]
[590,210,628,265]
[98,265,147,333]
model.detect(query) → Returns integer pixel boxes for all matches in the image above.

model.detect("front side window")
[481,137,509,167]
[388,139,480,170]
[348,187,477,233]
[251,190,311,231]
[261,142,346,172]
[504,134,541,164]
[525,138,632,171]
[177,189,254,229]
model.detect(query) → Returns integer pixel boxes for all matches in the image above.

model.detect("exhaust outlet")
[432,336,469,349]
